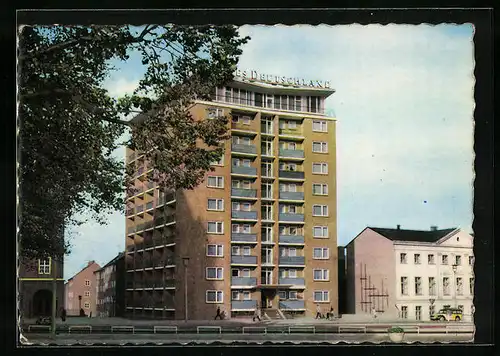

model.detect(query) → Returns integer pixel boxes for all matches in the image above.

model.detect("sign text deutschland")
[235,70,331,89]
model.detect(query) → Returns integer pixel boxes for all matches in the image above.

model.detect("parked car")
[430,308,463,321]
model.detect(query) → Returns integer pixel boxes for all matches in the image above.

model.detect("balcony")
[231,188,257,198]
[279,149,304,159]
[279,192,304,201]
[127,226,136,235]
[279,235,305,244]
[279,300,305,310]
[232,143,257,155]
[232,210,258,220]
[231,122,257,134]
[279,128,303,135]
[145,201,154,211]
[279,213,304,222]
[279,256,305,266]
[232,300,257,310]
[231,255,258,265]
[279,170,305,180]
[155,214,176,226]
[279,278,305,286]
[231,233,258,243]
[231,165,257,176]
[231,277,257,286]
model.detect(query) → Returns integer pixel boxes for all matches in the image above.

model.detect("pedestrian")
[214,306,223,320]
[61,308,67,322]
[253,306,261,322]
[327,306,334,320]
[315,304,322,319]
[371,307,377,320]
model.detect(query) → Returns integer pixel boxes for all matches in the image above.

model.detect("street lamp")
[452,264,458,308]
[182,257,190,322]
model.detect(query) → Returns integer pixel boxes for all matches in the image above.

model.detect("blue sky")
[63,24,475,280]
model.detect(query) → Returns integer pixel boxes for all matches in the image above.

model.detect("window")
[232,136,251,145]
[313,226,329,238]
[288,269,297,278]
[443,277,450,295]
[456,277,463,295]
[415,306,422,321]
[441,254,448,265]
[207,244,224,257]
[207,107,223,119]
[207,221,224,234]
[242,246,251,256]
[313,269,329,281]
[231,291,240,300]
[469,278,474,295]
[414,277,422,295]
[243,291,251,300]
[211,155,224,166]
[313,291,329,302]
[400,253,407,264]
[207,198,224,211]
[401,306,408,319]
[312,183,328,196]
[38,258,51,275]
[312,120,327,132]
[455,255,462,266]
[288,291,298,300]
[84,302,90,309]
[84,291,90,297]
[85,280,91,286]
[400,277,408,295]
[207,176,224,188]
[232,224,251,234]
[206,267,224,280]
[312,162,328,174]
[414,254,421,264]
[428,254,435,265]
[469,256,474,265]
[312,141,328,153]
[232,246,241,255]
[313,247,329,259]
[232,115,251,125]
[241,269,250,277]
[206,290,223,303]
[312,205,328,217]
[428,277,436,296]
[232,202,251,211]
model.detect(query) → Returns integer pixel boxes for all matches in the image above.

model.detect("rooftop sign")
[235,69,331,89]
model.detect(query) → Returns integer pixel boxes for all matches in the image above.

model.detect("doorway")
[32,289,52,317]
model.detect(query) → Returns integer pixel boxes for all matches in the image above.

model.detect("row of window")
[399,305,472,320]
[206,267,330,281]
[206,244,331,259]
[207,224,330,239]
[400,276,474,296]
[400,253,474,266]
[210,161,330,177]
[206,290,331,303]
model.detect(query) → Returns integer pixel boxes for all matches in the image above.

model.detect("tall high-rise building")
[124,72,337,320]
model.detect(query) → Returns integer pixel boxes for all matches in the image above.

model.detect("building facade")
[94,253,125,317]
[345,226,474,321]
[64,261,101,316]
[124,74,338,319]
[19,256,65,320]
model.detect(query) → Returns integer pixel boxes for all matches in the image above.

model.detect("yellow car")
[430,308,463,321]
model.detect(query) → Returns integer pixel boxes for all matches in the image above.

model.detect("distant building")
[94,253,125,317]
[64,261,101,316]
[18,255,64,320]
[345,226,474,321]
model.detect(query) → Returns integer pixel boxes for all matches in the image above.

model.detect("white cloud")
[103,77,140,98]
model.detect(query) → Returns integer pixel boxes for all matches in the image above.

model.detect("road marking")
[242,327,267,334]
[196,326,222,334]
[111,326,135,334]
[68,325,92,334]
[153,326,178,334]
[28,325,51,332]
[289,326,315,334]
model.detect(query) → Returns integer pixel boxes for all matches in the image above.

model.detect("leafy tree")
[18,25,250,259]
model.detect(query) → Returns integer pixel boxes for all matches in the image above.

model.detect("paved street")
[21,332,473,345]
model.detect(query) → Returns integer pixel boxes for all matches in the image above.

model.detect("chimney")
[88,260,95,267]
[430,226,438,231]
[396,225,401,230]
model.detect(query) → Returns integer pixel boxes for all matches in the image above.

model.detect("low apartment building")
[64,261,101,316]
[345,226,474,321]
[94,253,125,317]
